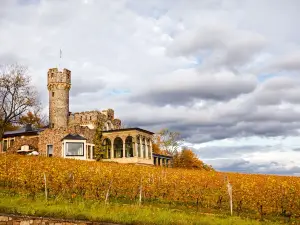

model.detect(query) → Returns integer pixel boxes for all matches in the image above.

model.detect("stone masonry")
[47,68,71,129]
[7,136,39,153]
[38,126,95,157]
[68,110,121,130]
[0,214,118,225]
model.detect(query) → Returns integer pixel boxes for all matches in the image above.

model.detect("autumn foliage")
[173,148,214,171]
[19,111,46,128]
[0,155,300,220]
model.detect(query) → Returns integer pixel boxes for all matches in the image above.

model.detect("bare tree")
[0,64,39,140]
[154,128,183,155]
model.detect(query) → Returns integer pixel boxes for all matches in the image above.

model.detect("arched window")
[125,136,133,157]
[102,138,111,159]
[114,137,123,158]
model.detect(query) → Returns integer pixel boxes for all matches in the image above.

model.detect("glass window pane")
[92,146,95,159]
[10,139,14,147]
[87,145,91,159]
[66,142,84,156]
[3,140,8,152]
[47,145,53,157]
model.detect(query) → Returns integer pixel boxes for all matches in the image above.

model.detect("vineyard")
[1,154,300,221]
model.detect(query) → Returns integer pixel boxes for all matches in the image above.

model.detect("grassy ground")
[0,192,282,225]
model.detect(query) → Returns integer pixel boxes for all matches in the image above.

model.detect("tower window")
[52,92,55,97]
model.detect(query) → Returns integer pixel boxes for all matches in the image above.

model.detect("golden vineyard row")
[0,155,300,218]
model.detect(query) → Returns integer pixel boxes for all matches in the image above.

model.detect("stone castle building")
[0,67,172,167]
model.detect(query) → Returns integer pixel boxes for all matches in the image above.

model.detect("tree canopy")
[19,110,47,128]
[153,128,183,155]
[0,64,39,140]
[173,148,214,171]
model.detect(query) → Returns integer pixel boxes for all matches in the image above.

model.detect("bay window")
[66,142,84,156]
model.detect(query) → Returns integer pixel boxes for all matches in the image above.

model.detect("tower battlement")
[48,68,71,128]
[47,68,71,88]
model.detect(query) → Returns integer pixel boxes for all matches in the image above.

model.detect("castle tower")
[47,68,71,128]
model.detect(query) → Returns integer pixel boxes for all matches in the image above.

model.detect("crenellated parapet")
[47,68,71,91]
[101,109,114,121]
[68,109,122,130]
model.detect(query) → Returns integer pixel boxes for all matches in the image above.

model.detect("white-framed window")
[47,145,53,157]
[66,142,84,156]
[10,138,15,147]
[85,144,95,159]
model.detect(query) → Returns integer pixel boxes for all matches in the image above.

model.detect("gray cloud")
[271,52,300,72]
[194,145,275,159]
[253,76,300,105]
[71,77,106,97]
[166,25,266,70]
[130,69,257,106]
[202,157,300,175]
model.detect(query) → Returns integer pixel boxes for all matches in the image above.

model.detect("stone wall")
[7,136,39,153]
[68,111,104,128]
[38,126,96,157]
[0,214,116,225]
[68,110,121,130]
[112,119,121,129]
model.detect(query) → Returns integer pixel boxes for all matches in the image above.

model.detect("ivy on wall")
[93,116,107,161]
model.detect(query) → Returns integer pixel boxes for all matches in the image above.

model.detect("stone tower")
[47,68,71,128]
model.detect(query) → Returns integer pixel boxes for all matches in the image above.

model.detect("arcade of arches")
[101,134,152,160]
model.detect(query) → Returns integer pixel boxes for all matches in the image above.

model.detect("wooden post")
[105,179,113,205]
[43,173,48,202]
[227,182,233,216]
[139,177,142,206]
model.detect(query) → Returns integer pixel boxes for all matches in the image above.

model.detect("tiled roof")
[102,127,154,135]
[61,134,87,141]
[3,124,43,137]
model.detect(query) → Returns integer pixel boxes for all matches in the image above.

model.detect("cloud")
[253,76,300,105]
[130,69,257,106]
[270,52,300,71]
[195,145,300,175]
[166,24,267,70]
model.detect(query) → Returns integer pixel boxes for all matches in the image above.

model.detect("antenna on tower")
[58,48,62,70]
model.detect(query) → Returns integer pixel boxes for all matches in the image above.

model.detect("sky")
[1,0,300,175]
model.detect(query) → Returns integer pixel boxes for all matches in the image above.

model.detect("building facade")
[0,67,174,166]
